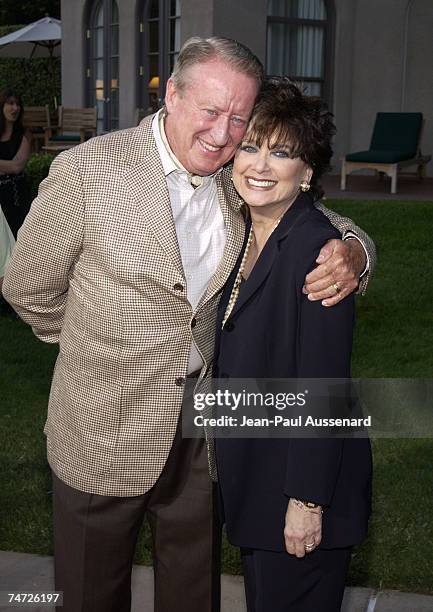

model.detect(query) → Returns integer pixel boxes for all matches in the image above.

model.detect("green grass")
[1,199,433,593]
[330,199,433,378]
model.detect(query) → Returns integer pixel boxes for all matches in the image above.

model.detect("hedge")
[0,56,61,109]
[24,153,55,200]
[0,24,61,108]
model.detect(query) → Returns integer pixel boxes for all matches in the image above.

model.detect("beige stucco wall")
[60,0,86,108]
[332,0,432,176]
[180,0,267,61]
[60,0,433,176]
[404,0,433,168]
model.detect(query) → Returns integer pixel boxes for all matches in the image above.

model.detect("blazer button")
[224,321,235,332]
[174,283,184,292]
[175,376,185,386]
[191,317,197,328]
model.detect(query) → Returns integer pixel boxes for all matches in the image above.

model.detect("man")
[3,37,375,612]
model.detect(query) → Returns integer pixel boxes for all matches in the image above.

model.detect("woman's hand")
[284,498,322,558]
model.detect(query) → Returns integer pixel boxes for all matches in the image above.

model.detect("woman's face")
[3,97,21,123]
[233,135,312,211]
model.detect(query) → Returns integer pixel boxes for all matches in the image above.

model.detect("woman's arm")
[283,224,355,556]
[285,294,353,498]
[0,132,31,174]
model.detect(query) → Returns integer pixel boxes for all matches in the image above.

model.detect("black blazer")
[214,193,372,551]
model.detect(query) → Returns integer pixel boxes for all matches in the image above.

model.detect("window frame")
[137,0,181,116]
[266,0,335,105]
[85,0,120,132]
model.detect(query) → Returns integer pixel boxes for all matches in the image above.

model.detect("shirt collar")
[152,109,178,177]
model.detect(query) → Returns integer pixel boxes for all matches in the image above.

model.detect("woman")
[215,78,372,611]
[0,88,31,238]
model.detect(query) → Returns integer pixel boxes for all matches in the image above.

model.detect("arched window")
[137,0,181,115]
[86,0,119,132]
[267,0,333,101]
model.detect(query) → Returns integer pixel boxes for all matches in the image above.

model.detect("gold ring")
[332,283,341,294]
[304,542,315,550]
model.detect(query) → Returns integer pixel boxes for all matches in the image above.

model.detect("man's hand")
[303,239,366,306]
[284,499,322,558]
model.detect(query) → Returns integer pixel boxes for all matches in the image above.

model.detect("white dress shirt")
[152,110,226,373]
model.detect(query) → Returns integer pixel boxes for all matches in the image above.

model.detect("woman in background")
[215,78,372,612]
[0,88,31,238]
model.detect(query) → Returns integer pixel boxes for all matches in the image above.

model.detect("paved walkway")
[322,174,433,201]
[1,551,432,611]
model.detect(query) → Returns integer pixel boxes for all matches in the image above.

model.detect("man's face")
[164,60,259,176]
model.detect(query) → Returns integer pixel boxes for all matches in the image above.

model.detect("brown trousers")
[53,414,221,612]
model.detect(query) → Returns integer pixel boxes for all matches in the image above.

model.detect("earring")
[300,180,310,192]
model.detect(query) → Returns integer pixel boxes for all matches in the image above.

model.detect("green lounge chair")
[341,112,431,194]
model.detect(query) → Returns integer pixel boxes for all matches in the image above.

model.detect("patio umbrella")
[0,16,61,59]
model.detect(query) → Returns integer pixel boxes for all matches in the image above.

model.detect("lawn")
[1,199,432,594]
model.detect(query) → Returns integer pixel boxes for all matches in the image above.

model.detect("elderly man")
[3,37,375,612]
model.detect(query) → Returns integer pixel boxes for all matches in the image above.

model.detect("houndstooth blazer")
[3,116,375,496]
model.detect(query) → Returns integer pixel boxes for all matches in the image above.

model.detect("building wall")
[180,0,267,61]
[60,0,86,108]
[404,0,433,165]
[60,0,433,175]
[118,0,137,128]
[332,0,433,175]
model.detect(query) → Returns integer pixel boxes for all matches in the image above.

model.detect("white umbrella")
[0,17,61,59]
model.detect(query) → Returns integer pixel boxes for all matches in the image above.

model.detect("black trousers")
[241,546,352,612]
[52,415,221,612]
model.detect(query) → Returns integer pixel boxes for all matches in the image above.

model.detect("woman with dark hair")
[0,88,31,238]
[215,78,372,611]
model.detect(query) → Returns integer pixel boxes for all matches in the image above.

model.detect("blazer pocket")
[45,355,122,477]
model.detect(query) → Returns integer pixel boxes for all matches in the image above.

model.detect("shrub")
[0,57,61,110]
[24,153,55,199]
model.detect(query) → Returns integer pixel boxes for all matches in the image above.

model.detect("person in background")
[0,88,31,238]
[215,77,372,612]
[0,207,15,293]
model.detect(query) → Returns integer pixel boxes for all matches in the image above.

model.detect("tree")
[0,0,61,26]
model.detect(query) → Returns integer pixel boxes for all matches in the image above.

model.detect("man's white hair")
[170,36,264,91]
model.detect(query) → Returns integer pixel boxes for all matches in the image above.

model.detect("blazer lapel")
[199,165,246,307]
[229,224,278,319]
[121,117,184,276]
[230,194,313,319]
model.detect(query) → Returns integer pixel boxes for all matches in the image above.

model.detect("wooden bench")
[23,106,51,152]
[43,106,97,153]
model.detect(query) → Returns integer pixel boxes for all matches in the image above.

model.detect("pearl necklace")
[221,215,283,330]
